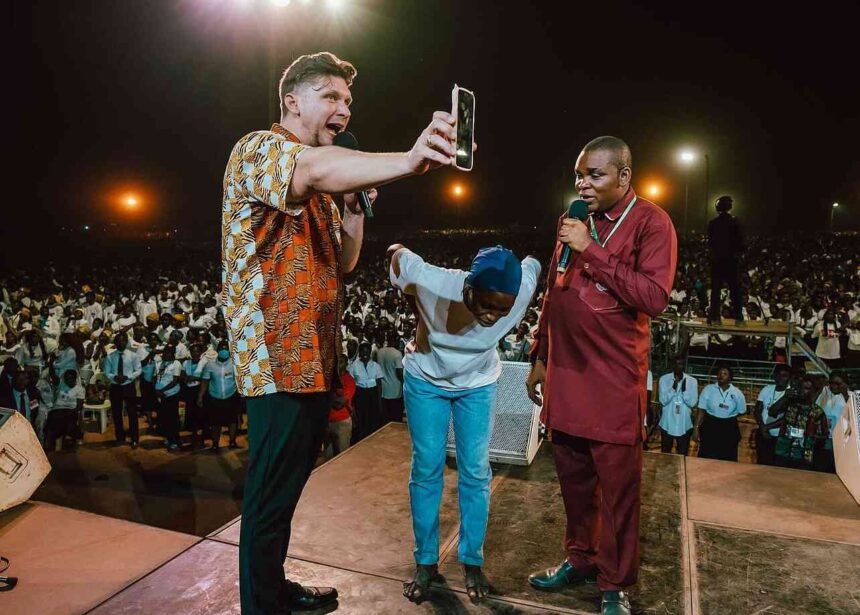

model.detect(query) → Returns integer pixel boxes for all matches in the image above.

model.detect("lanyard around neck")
[588,196,637,247]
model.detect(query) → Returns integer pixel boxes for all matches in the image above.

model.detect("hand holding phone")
[451,84,476,171]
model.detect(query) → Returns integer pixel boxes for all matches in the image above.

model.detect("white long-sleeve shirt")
[83,302,104,327]
[813,321,841,360]
[103,349,142,386]
[390,249,541,390]
[658,372,699,436]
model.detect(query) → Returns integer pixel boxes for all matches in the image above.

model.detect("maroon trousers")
[551,429,643,591]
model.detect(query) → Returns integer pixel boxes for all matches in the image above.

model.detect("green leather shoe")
[527,560,597,590]
[601,590,631,615]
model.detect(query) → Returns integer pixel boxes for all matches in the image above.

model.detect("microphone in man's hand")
[556,199,589,274]
[332,131,374,219]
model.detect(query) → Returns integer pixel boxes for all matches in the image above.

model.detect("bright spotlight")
[326,0,345,10]
[648,184,660,197]
[679,150,695,164]
[832,202,839,208]
[270,0,291,6]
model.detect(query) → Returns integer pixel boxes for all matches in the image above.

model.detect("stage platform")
[2,423,859,614]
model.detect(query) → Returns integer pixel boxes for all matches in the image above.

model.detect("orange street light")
[450,182,467,228]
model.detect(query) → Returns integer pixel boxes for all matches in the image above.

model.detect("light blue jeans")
[404,371,497,566]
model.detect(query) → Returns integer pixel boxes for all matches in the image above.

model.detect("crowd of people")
[0,228,857,459]
[668,231,860,366]
[652,354,850,473]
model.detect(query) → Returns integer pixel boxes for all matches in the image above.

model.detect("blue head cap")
[465,246,522,296]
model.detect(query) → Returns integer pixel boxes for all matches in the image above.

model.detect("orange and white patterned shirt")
[222,124,344,397]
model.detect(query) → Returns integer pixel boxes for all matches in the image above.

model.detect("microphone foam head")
[332,130,358,150]
[568,199,589,221]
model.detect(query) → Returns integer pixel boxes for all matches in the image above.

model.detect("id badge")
[674,403,681,415]
[788,426,804,439]
[719,403,729,410]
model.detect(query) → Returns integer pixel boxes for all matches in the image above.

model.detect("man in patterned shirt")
[223,51,465,615]
[768,375,829,470]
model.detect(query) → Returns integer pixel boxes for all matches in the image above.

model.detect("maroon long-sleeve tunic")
[533,189,677,445]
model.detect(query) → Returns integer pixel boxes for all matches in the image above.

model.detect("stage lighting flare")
[122,194,141,211]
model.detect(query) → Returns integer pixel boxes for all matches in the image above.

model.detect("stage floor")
[2,423,858,614]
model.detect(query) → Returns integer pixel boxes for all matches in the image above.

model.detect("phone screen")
[456,88,475,170]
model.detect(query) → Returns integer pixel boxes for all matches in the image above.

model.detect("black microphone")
[556,199,589,273]
[332,131,374,219]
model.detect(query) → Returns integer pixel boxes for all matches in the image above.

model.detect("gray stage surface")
[2,423,858,614]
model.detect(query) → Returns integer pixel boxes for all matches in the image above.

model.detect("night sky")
[9,0,860,255]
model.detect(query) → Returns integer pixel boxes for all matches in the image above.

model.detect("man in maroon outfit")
[526,136,677,615]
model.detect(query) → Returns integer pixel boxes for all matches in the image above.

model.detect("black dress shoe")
[528,560,597,589]
[282,580,338,611]
[601,590,631,615]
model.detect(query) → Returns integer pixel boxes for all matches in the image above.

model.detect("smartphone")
[451,85,475,171]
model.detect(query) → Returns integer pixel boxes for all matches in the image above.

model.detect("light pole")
[678,149,711,234]
[451,183,466,228]
[703,153,710,233]
[830,202,839,233]
[268,18,278,125]
[678,150,695,234]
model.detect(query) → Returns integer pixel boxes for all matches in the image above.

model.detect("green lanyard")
[588,197,637,247]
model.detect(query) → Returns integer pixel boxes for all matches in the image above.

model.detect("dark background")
[7,0,860,260]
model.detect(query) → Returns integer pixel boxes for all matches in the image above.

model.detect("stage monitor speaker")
[833,391,860,506]
[446,361,543,466]
[0,408,51,513]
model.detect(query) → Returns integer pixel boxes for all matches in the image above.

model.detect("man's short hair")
[582,136,632,170]
[278,52,357,117]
